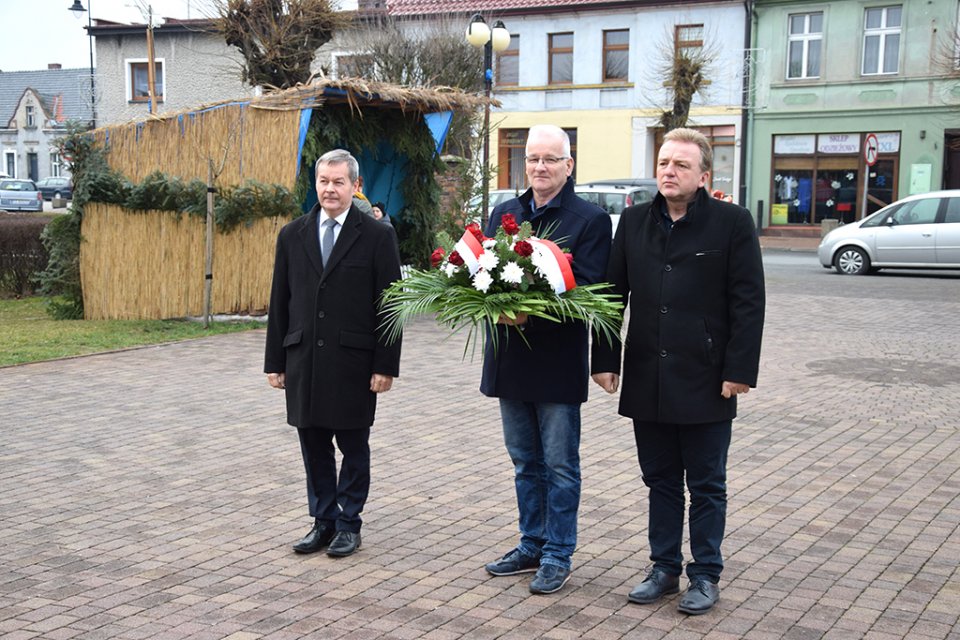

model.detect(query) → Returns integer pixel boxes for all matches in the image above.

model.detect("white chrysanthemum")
[500,261,524,285]
[443,262,459,277]
[478,251,500,271]
[472,270,493,293]
[482,239,497,250]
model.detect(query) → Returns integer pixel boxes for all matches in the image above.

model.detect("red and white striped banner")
[529,238,577,294]
[455,230,485,275]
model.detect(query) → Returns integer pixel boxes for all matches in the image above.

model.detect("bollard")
[821,218,839,237]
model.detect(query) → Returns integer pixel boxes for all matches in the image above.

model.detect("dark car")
[0,179,44,212]
[35,177,73,201]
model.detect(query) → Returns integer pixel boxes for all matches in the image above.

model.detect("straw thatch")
[80,77,488,320]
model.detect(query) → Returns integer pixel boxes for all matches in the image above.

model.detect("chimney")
[48,64,62,70]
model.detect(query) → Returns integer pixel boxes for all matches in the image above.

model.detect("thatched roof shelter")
[76,78,489,320]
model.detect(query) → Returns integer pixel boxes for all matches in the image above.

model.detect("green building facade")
[747,0,960,229]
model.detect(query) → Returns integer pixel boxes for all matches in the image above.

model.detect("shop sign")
[774,135,815,155]
[876,132,900,153]
[818,134,860,154]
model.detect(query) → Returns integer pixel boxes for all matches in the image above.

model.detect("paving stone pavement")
[2,267,959,640]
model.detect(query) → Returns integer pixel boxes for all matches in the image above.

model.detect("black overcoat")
[592,188,765,424]
[264,204,402,429]
[480,178,612,404]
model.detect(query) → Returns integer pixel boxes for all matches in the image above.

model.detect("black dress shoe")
[627,569,681,604]
[292,520,335,554]
[677,578,720,615]
[326,531,361,557]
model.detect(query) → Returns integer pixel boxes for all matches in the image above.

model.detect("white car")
[818,190,960,274]
[574,183,655,234]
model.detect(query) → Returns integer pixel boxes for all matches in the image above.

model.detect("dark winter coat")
[264,204,402,429]
[591,187,765,424]
[480,177,612,404]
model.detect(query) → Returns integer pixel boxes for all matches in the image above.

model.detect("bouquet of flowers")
[379,215,623,354]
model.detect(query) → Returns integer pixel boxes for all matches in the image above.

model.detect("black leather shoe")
[677,578,720,615]
[627,569,681,604]
[326,531,361,557]
[292,520,335,554]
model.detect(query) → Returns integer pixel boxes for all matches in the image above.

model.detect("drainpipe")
[739,0,756,220]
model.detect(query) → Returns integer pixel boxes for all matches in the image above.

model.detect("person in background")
[592,127,765,615]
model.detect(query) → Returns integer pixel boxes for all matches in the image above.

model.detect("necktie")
[321,218,337,266]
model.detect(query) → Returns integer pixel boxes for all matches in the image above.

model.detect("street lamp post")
[466,14,510,229]
[68,0,96,129]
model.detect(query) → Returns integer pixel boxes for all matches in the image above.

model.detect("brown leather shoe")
[292,520,335,554]
[326,531,361,557]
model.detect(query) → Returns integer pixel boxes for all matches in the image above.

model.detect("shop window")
[862,5,901,75]
[497,35,519,86]
[603,30,629,82]
[787,12,822,79]
[549,33,573,84]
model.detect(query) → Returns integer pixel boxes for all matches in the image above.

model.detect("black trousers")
[633,419,732,583]
[298,427,370,533]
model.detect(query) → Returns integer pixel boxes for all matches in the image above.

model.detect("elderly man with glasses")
[481,124,612,594]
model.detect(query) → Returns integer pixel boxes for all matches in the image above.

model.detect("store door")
[944,133,960,189]
[865,158,897,218]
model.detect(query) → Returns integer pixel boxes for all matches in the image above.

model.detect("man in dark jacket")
[264,149,402,558]
[482,125,612,594]
[592,128,765,614]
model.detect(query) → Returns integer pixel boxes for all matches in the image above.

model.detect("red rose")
[564,253,574,264]
[448,250,464,266]
[466,222,485,242]
[513,240,533,257]
[501,214,520,236]
[430,247,446,268]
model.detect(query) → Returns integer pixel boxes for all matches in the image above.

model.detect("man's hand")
[267,372,286,389]
[497,312,528,326]
[721,381,750,398]
[592,372,620,394]
[370,374,394,393]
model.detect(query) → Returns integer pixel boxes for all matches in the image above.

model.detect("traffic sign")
[864,133,879,166]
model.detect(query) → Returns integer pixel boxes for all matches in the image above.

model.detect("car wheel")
[834,246,871,275]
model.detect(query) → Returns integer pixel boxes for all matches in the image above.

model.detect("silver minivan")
[818,190,960,274]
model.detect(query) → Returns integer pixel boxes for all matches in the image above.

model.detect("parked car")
[574,183,655,234]
[466,188,524,221]
[35,177,73,201]
[0,179,44,212]
[818,190,960,275]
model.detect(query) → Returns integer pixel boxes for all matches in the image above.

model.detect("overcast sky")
[0,0,217,73]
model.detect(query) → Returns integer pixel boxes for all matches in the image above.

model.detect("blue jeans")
[499,399,582,570]
[633,419,731,582]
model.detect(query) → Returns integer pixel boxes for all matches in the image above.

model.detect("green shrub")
[0,214,53,297]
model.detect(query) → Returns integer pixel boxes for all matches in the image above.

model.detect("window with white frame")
[862,5,901,75]
[50,152,62,177]
[26,105,36,128]
[787,12,822,79]
[127,59,165,102]
[4,151,16,177]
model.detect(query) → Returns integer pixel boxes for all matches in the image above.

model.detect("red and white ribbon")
[455,230,485,275]
[529,238,577,294]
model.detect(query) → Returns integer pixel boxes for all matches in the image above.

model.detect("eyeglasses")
[524,155,569,166]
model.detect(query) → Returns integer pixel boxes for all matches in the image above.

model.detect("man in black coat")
[592,128,765,614]
[482,125,612,595]
[264,149,402,558]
